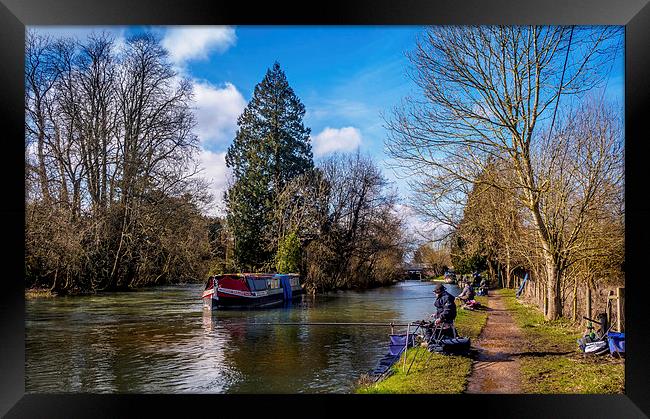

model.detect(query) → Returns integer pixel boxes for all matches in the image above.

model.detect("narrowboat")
[202,273,303,310]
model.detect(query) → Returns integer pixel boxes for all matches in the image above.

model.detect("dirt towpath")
[466,292,523,393]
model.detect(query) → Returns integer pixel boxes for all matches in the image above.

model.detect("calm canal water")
[26,281,460,393]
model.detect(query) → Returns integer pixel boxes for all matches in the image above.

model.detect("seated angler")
[477,276,488,296]
[456,280,475,304]
[429,283,458,339]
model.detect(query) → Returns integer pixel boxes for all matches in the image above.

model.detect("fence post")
[606,290,614,327]
[572,280,578,322]
[616,287,625,332]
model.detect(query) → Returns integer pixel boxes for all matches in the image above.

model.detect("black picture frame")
[1,0,649,417]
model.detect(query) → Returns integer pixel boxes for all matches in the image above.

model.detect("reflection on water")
[26,281,459,393]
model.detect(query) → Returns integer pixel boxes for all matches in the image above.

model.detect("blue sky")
[31,26,425,213]
[164,26,422,159]
[31,25,624,235]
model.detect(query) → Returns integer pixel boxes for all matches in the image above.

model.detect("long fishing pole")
[393,282,449,288]
[307,296,440,302]
[353,296,436,302]
[246,321,420,327]
[201,295,438,302]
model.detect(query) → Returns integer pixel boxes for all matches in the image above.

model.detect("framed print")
[1,0,649,417]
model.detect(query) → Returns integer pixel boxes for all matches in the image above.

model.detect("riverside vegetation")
[25,33,406,296]
[385,26,624,321]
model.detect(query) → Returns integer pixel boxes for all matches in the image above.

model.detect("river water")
[25,280,460,393]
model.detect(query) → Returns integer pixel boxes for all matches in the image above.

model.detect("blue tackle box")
[607,332,625,354]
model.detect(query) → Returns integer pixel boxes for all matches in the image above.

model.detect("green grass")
[456,295,488,338]
[355,297,488,394]
[500,289,579,353]
[498,289,624,394]
[518,354,625,394]
[356,351,471,394]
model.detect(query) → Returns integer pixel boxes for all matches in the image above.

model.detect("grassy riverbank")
[356,296,488,394]
[500,289,625,394]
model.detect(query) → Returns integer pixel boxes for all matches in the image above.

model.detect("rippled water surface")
[26,281,460,393]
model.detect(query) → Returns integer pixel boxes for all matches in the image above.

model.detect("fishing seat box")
[428,337,471,354]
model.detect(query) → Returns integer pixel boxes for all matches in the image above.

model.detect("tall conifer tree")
[225,62,313,269]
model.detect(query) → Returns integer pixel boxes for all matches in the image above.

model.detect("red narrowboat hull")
[202,273,303,310]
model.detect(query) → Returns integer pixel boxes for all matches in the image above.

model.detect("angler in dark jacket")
[427,284,457,340]
[433,284,457,325]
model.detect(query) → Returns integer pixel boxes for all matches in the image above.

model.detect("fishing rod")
[393,283,448,288]
[201,295,437,302]
[351,296,436,302]
[246,321,421,327]
[307,296,438,302]
[323,282,449,290]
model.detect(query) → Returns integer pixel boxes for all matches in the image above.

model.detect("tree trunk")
[544,253,563,320]
[487,260,495,286]
[50,268,59,293]
[572,277,578,322]
[497,261,502,288]
[504,244,512,288]
[526,188,563,320]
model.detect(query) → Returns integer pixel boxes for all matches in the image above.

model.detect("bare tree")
[386,25,622,319]
[25,31,209,294]
[280,153,407,292]
[25,32,60,203]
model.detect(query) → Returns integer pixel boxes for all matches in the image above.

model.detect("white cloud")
[192,80,246,147]
[198,150,230,216]
[162,26,236,65]
[311,127,362,157]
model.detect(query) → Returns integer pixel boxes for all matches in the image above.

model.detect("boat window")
[247,278,269,291]
[256,279,268,291]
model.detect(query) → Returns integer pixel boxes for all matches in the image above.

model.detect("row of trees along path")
[385,26,624,320]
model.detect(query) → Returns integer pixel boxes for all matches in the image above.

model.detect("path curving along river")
[26,281,460,393]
